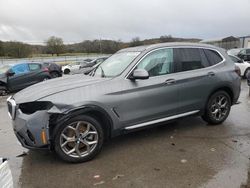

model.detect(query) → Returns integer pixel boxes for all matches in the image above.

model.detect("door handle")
[207,72,215,77]
[165,79,176,85]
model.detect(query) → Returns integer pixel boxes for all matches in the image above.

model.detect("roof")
[118,42,218,53]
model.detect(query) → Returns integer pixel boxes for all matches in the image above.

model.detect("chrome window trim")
[7,96,16,120]
[125,110,200,130]
[125,46,225,80]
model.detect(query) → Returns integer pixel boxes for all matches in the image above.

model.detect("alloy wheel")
[60,121,98,158]
[209,95,229,121]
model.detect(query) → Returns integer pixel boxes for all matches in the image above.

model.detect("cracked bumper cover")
[12,109,51,149]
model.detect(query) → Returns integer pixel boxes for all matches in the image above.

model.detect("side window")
[136,48,174,77]
[246,49,250,54]
[28,64,41,71]
[11,64,29,75]
[175,48,209,72]
[203,49,223,65]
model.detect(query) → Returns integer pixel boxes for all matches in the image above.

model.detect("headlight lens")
[19,101,53,114]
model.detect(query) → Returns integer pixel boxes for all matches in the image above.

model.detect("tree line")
[0,35,200,58]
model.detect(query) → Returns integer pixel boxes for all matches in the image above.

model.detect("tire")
[42,77,50,81]
[244,68,250,79]
[202,91,231,125]
[64,69,70,74]
[50,71,59,78]
[0,86,8,96]
[54,115,104,163]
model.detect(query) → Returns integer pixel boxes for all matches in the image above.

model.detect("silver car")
[7,43,241,163]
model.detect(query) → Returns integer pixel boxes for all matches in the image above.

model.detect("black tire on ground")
[54,115,104,163]
[202,91,231,125]
[64,69,70,74]
[0,86,8,96]
[244,68,250,79]
[50,71,60,78]
[42,76,50,81]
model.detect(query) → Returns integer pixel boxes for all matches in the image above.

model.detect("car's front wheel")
[202,91,231,125]
[54,115,104,163]
[0,86,8,96]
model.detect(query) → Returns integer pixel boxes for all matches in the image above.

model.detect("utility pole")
[99,38,102,54]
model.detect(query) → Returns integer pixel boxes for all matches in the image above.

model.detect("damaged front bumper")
[7,97,51,150]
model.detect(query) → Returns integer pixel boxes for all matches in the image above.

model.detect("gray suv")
[7,43,241,163]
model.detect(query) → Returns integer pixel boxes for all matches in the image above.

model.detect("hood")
[13,75,111,104]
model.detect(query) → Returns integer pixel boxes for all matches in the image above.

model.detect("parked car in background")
[7,43,241,163]
[229,55,250,78]
[42,62,62,78]
[227,48,243,56]
[80,57,108,69]
[237,48,250,62]
[62,60,89,74]
[0,62,51,95]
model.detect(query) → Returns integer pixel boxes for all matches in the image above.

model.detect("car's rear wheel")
[54,115,104,163]
[0,86,8,96]
[64,69,70,74]
[202,91,231,125]
[50,71,60,78]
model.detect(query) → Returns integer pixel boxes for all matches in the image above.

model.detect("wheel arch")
[51,105,113,142]
[206,86,234,108]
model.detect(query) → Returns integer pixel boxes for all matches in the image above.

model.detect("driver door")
[116,48,181,127]
[7,63,31,91]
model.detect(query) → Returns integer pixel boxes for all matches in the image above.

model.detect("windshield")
[93,52,140,77]
[0,65,11,74]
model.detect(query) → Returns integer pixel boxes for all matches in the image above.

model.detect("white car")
[62,61,89,74]
[0,158,13,188]
[229,55,250,77]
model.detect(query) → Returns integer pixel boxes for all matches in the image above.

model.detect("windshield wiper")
[99,66,106,78]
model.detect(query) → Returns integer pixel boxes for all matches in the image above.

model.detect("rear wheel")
[202,91,231,125]
[64,69,70,74]
[0,86,8,96]
[54,115,104,163]
[50,71,60,78]
[43,77,50,81]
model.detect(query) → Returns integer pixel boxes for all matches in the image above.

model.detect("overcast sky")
[0,0,249,44]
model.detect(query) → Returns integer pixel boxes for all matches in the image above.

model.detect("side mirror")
[130,69,149,80]
[238,59,244,63]
[6,71,15,77]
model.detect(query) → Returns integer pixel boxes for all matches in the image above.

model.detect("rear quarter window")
[28,64,41,71]
[203,49,223,65]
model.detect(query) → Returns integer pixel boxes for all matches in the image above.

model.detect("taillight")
[235,65,241,77]
[43,67,49,72]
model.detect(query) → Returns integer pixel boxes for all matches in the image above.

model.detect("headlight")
[19,101,53,114]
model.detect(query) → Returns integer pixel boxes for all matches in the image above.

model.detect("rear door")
[27,63,45,85]
[174,47,224,113]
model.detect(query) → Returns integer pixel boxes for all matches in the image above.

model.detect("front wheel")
[202,91,231,125]
[244,68,250,79]
[54,115,104,163]
[0,86,8,96]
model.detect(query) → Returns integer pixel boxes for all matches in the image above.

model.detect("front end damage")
[7,96,63,150]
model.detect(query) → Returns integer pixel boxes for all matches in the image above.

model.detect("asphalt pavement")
[0,80,250,188]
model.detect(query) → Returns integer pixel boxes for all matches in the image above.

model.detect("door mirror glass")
[131,69,149,80]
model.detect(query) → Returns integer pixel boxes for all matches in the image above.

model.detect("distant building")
[200,35,250,50]
[239,35,250,48]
